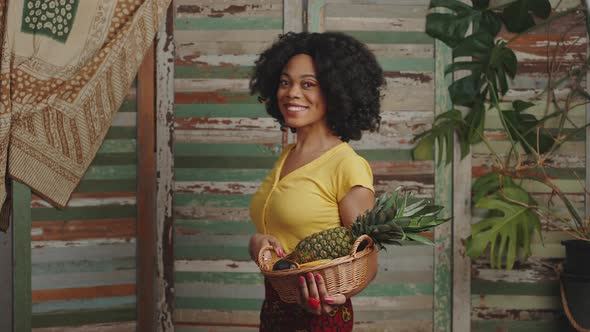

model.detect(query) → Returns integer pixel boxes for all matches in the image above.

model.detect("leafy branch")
[415,0,590,269]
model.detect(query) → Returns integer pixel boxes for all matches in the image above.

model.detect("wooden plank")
[137,43,156,331]
[32,308,135,329]
[307,0,327,33]
[0,211,12,332]
[32,284,136,302]
[586,41,590,222]
[433,25,453,332]
[155,3,175,331]
[14,181,33,332]
[33,322,136,332]
[283,0,303,33]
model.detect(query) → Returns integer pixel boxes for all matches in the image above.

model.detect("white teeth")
[287,106,307,112]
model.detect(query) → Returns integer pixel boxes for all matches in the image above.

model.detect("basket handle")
[256,245,276,270]
[351,234,374,258]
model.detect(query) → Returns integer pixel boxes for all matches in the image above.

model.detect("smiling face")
[276,54,328,132]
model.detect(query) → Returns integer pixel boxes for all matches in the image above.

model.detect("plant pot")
[561,240,590,275]
[561,272,590,330]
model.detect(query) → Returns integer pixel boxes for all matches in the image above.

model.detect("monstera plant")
[414,0,590,269]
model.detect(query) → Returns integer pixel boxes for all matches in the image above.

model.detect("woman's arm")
[338,185,375,228]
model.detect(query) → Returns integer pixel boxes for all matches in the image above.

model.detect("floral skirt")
[260,279,354,332]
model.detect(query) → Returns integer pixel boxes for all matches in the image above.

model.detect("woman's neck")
[294,125,342,154]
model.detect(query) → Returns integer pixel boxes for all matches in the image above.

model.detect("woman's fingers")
[315,273,346,313]
[305,272,321,314]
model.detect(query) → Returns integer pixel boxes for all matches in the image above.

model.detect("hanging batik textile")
[0,0,170,230]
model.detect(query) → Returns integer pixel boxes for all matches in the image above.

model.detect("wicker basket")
[257,234,378,303]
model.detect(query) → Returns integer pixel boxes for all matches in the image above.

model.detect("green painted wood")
[472,320,575,332]
[32,296,135,314]
[307,0,326,32]
[118,100,137,113]
[174,193,252,207]
[340,31,433,44]
[379,58,434,72]
[175,65,254,79]
[175,271,264,284]
[174,156,277,169]
[175,297,262,311]
[91,153,137,165]
[81,165,137,180]
[174,104,267,118]
[31,308,135,328]
[96,140,137,154]
[175,91,259,104]
[31,205,136,221]
[175,219,256,233]
[174,58,434,79]
[471,280,558,296]
[175,17,282,30]
[357,149,416,161]
[174,143,282,157]
[175,168,268,181]
[31,258,136,275]
[174,245,250,260]
[105,127,137,139]
[75,180,137,193]
[33,272,137,290]
[13,181,32,332]
[433,32,453,332]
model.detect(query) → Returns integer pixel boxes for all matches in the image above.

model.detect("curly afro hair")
[249,32,385,142]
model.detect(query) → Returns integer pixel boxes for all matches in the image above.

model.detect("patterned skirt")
[259,279,354,332]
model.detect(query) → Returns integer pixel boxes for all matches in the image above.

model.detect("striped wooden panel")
[172,0,285,330]
[470,3,586,331]
[172,0,438,330]
[30,92,138,330]
[323,1,436,330]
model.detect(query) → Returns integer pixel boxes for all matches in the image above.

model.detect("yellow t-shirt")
[249,142,374,254]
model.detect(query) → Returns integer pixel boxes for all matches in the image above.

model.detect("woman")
[248,32,385,331]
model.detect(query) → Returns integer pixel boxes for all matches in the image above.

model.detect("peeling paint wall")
[29,91,138,331]
[172,0,439,330]
[470,1,586,331]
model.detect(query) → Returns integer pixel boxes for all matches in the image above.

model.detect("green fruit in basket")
[292,187,449,264]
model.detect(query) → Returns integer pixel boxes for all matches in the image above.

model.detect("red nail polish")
[307,272,313,280]
[299,276,306,284]
[324,297,334,304]
[315,273,322,281]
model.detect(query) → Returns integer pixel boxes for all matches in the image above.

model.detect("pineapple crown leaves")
[352,188,449,248]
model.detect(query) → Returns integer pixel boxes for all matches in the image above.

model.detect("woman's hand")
[249,233,284,262]
[297,272,347,315]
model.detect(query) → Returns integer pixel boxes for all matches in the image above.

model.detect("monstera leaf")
[502,100,555,154]
[412,109,470,163]
[501,0,551,33]
[446,33,517,105]
[466,187,541,269]
[426,0,503,47]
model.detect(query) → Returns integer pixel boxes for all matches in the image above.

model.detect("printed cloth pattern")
[0,0,170,214]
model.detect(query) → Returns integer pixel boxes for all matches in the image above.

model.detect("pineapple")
[291,187,449,264]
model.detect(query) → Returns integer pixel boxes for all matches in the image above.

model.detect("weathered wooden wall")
[470,1,585,331]
[171,0,440,331]
[27,90,138,331]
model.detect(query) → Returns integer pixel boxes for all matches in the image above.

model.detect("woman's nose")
[286,84,301,98]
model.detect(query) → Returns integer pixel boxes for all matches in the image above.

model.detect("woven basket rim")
[257,234,375,276]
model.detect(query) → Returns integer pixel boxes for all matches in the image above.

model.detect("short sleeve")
[335,155,374,202]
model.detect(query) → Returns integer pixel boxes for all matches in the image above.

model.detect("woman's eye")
[302,82,316,89]
[279,80,289,87]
